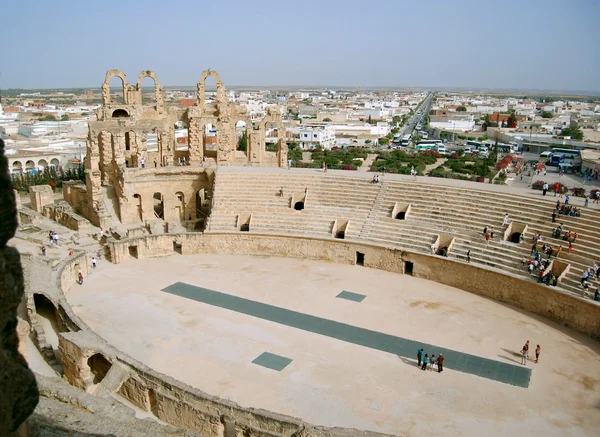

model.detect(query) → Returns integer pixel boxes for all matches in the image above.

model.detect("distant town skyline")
[1,0,599,91]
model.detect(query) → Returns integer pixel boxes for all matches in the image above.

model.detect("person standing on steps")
[78,272,84,285]
[490,227,495,239]
[466,250,471,263]
[40,245,46,256]
[503,213,509,227]
[288,159,292,170]
[417,348,423,367]
[552,211,556,223]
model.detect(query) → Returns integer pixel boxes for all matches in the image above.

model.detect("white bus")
[401,134,411,147]
[415,140,442,151]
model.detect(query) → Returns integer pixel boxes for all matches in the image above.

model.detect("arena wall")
[49,232,600,436]
[106,232,600,338]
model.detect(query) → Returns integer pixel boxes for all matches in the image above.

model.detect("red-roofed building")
[178,98,197,108]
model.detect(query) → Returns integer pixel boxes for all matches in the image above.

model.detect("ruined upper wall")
[99,69,167,121]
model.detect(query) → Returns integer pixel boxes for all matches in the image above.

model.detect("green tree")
[412,135,422,144]
[365,139,372,144]
[560,124,584,140]
[541,111,553,118]
[237,131,248,151]
[392,115,402,125]
[61,114,69,121]
[456,106,467,112]
[323,117,332,122]
[39,115,57,121]
[379,137,390,145]
[391,127,399,135]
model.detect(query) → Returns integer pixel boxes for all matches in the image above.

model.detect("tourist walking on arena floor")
[40,245,46,256]
[535,345,541,363]
[521,345,528,365]
[417,349,423,367]
[525,340,530,358]
[437,354,444,372]
[422,354,429,371]
[92,257,97,268]
[78,272,84,285]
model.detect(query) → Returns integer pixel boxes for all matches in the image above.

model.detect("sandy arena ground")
[66,254,600,437]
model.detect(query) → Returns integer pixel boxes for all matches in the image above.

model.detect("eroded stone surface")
[0,138,39,434]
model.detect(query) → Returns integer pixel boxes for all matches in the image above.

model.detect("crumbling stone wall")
[0,138,39,435]
[29,184,54,213]
[72,68,288,229]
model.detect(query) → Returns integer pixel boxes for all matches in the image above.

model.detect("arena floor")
[67,254,600,437]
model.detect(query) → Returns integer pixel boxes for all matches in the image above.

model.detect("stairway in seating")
[357,181,385,239]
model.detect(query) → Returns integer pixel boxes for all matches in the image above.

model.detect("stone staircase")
[208,169,600,300]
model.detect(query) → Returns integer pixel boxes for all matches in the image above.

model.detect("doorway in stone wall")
[153,192,164,219]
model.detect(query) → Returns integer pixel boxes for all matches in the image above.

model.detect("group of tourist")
[553,202,582,218]
[551,225,578,244]
[520,340,541,365]
[47,231,60,247]
[416,348,444,372]
[371,174,380,184]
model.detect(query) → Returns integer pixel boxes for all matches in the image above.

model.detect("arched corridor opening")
[265,121,279,152]
[108,76,125,104]
[236,121,248,151]
[87,353,112,385]
[140,76,157,109]
[112,109,129,118]
[33,293,63,365]
[510,232,522,244]
[153,192,164,219]
[396,212,406,220]
[294,201,305,211]
[133,194,143,221]
[175,192,185,220]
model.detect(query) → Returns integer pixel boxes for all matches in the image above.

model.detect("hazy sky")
[1,0,599,91]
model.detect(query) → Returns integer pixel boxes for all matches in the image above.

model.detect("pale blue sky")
[1,0,599,91]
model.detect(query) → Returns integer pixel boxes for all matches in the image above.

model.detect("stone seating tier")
[209,171,600,300]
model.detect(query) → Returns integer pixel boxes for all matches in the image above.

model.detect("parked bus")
[550,148,582,168]
[415,140,442,151]
[401,134,411,147]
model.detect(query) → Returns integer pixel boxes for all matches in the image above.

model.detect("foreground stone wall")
[0,138,39,434]
[106,232,600,337]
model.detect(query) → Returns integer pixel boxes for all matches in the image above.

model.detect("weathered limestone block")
[0,139,39,434]
[14,189,21,209]
[28,184,54,213]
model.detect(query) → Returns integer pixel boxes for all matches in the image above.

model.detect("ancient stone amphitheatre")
[5,69,600,436]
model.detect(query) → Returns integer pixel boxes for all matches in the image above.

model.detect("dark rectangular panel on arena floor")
[162,282,532,388]
[336,290,367,302]
[252,352,293,371]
